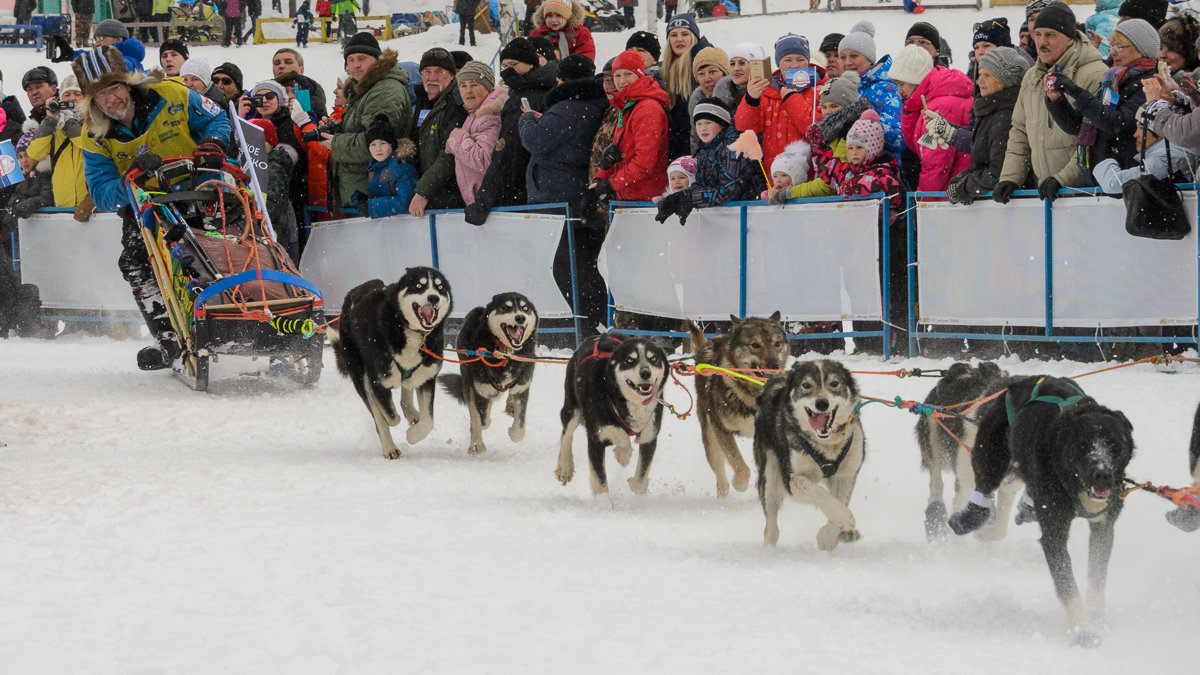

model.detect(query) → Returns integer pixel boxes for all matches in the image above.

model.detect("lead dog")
[440,292,539,455]
[687,313,788,497]
[329,267,452,459]
[915,361,1007,541]
[754,360,866,551]
[948,375,1134,647]
[555,333,669,496]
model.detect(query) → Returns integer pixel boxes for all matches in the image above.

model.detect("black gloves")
[1038,177,1062,202]
[945,178,975,205]
[464,201,489,226]
[991,181,1017,204]
[132,151,163,174]
[192,140,227,170]
[596,144,623,171]
[592,178,616,204]
[654,191,694,225]
[1046,71,1077,95]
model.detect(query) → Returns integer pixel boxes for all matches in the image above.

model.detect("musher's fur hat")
[73,45,164,139]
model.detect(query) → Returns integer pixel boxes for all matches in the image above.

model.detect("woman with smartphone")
[733,33,826,174]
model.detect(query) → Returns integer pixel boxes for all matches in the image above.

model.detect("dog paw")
[468,441,487,456]
[816,523,844,551]
[715,481,730,498]
[731,470,751,493]
[508,425,526,443]
[590,476,609,496]
[627,475,649,495]
[839,528,861,543]
[1070,625,1103,649]
[383,447,403,460]
[613,445,633,467]
[406,421,432,445]
[555,464,574,485]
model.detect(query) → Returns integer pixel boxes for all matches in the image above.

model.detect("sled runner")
[126,156,325,391]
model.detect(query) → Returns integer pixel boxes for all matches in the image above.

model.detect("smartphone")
[521,97,531,111]
[749,57,772,81]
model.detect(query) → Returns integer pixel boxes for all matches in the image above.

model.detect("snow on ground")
[2,6,1197,672]
[1,337,1196,672]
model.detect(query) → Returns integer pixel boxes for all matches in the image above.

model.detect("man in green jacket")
[409,47,468,216]
[321,33,412,208]
[993,1,1108,203]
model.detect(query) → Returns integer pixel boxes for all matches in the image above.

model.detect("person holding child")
[656,97,765,224]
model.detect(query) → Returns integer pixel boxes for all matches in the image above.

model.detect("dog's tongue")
[418,304,436,324]
[506,324,525,345]
[1091,486,1112,500]
[641,382,658,405]
[808,412,831,433]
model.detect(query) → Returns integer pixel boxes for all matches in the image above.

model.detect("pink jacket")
[900,66,973,192]
[446,87,504,206]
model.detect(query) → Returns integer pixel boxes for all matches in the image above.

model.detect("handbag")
[1120,137,1191,240]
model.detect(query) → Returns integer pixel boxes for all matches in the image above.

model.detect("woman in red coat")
[734,33,825,173]
[528,0,595,61]
[591,50,669,203]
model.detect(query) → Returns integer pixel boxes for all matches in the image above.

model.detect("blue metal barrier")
[905,187,1200,357]
[607,194,893,359]
[0,24,44,49]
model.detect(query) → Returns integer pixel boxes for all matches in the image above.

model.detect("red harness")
[580,336,623,364]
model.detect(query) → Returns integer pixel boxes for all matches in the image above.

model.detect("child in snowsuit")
[294,1,314,47]
[762,140,811,200]
[653,155,695,204]
[656,97,765,225]
[364,116,419,218]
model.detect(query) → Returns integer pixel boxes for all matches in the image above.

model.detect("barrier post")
[906,192,918,358]
[428,213,440,269]
[1044,195,1054,338]
[738,204,748,318]
[881,196,891,361]
[564,204,584,346]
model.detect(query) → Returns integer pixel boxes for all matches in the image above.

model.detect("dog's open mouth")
[1088,486,1113,500]
[628,380,657,405]
[414,303,438,329]
[805,407,837,438]
[502,322,526,348]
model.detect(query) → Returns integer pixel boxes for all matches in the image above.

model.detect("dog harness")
[1005,377,1085,424]
[790,427,855,479]
[580,336,623,363]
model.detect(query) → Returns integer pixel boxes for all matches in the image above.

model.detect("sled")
[126,157,325,392]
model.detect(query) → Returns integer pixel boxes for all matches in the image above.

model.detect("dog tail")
[685,320,707,352]
[438,373,467,403]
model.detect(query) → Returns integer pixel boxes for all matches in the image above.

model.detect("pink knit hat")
[667,155,698,184]
[845,109,885,161]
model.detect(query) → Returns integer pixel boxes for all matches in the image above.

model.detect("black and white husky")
[440,292,539,455]
[754,360,866,551]
[948,375,1134,647]
[329,267,452,459]
[555,333,669,496]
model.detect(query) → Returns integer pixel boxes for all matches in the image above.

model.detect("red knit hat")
[612,49,646,77]
[249,119,278,148]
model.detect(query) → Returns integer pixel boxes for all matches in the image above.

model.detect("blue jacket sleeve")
[187,89,232,147]
[82,147,126,212]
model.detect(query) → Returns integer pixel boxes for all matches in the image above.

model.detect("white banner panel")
[599,207,741,321]
[744,201,882,321]
[18,212,136,311]
[300,216,434,315]
[1052,194,1198,326]
[430,211,574,318]
[917,200,1047,326]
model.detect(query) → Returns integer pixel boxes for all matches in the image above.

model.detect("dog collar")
[1063,478,1122,519]
[790,426,855,479]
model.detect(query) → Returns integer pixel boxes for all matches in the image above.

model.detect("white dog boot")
[948,490,994,535]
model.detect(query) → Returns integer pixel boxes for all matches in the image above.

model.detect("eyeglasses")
[1109,43,1131,52]
[905,37,933,47]
[213,76,235,85]
[95,84,124,101]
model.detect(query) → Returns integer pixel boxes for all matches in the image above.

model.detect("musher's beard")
[102,97,132,121]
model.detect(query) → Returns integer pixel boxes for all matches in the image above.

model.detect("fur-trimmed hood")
[533,0,586,30]
[475,87,508,117]
[817,97,873,143]
[80,68,168,140]
[344,49,406,101]
[394,136,416,161]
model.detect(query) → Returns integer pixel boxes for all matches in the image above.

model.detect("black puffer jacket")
[947,86,1021,201]
[465,62,558,224]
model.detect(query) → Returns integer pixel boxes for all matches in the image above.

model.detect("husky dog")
[440,292,539,455]
[1166,401,1200,531]
[555,333,669,496]
[329,267,452,459]
[948,376,1134,647]
[916,361,1008,542]
[687,313,788,497]
[754,360,866,551]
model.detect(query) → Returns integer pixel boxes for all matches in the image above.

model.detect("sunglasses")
[213,76,235,85]
[257,91,278,100]
[973,20,1004,33]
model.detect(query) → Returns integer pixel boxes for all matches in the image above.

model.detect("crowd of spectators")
[6,0,1200,362]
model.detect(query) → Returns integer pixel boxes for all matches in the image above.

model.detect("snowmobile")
[126,156,325,391]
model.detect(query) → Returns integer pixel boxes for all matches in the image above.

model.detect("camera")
[250,94,266,109]
[47,99,75,113]
[300,119,341,143]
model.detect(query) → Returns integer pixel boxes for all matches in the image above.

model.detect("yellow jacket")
[26,118,88,208]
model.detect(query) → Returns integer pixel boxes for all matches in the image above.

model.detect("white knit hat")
[889,44,933,86]
[770,140,812,184]
[180,55,212,86]
[667,155,697,184]
[728,42,766,63]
